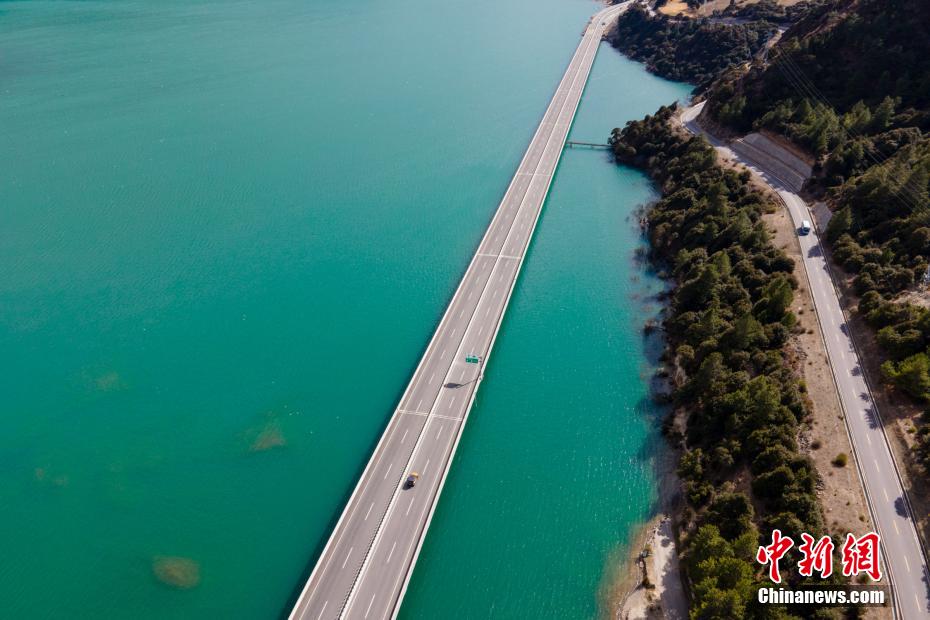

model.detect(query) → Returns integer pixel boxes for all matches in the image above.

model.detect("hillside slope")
[706,0,930,404]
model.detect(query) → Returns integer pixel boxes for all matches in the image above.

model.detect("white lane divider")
[399,410,463,421]
[477,253,522,260]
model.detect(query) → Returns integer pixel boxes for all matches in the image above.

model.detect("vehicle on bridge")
[800,220,812,235]
[404,472,419,489]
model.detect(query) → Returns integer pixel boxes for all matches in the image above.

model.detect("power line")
[768,45,928,215]
[772,44,926,203]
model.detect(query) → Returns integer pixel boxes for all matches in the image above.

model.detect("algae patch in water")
[247,419,287,453]
[95,371,125,392]
[152,556,200,589]
[34,467,69,487]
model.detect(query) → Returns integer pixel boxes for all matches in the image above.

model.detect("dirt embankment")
[611,442,688,620]
[616,516,687,620]
[764,200,877,540]
[659,0,806,18]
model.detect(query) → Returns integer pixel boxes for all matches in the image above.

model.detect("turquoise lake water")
[0,0,690,617]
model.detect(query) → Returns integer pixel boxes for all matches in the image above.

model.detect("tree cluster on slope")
[607,6,775,88]
[707,0,930,131]
[705,0,930,405]
[719,0,820,24]
[858,293,930,402]
[610,105,856,618]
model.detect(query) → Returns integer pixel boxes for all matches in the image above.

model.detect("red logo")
[798,533,834,578]
[756,529,794,584]
[841,532,882,581]
[756,530,882,582]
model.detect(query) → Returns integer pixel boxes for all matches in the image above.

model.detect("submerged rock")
[95,371,125,392]
[152,556,200,589]
[249,421,286,453]
[34,467,69,487]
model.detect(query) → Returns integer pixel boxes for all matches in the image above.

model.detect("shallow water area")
[0,0,689,616]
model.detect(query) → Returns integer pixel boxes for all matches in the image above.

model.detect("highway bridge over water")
[289,4,627,618]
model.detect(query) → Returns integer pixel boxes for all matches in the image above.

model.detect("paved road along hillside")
[682,102,930,619]
[289,4,628,619]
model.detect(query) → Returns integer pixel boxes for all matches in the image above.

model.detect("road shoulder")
[818,240,930,557]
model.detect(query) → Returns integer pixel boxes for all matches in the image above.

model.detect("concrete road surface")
[288,4,628,619]
[682,102,930,618]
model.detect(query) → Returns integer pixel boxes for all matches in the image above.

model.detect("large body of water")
[0,0,690,617]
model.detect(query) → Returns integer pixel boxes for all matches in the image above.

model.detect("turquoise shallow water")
[0,0,689,617]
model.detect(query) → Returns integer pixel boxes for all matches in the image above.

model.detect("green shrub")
[612,109,827,613]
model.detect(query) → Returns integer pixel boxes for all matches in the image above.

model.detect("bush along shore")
[609,105,857,618]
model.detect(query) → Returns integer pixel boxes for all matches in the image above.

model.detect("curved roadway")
[682,102,930,619]
[289,4,628,619]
